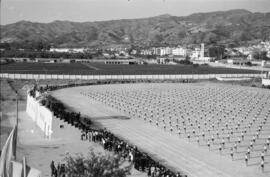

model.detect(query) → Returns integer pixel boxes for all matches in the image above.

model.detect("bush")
[64,148,130,177]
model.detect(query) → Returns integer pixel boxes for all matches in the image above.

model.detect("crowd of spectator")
[80,128,186,177]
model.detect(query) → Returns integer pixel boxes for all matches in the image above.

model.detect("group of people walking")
[50,161,66,177]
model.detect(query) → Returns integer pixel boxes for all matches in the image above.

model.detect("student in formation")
[245,154,248,166]
[207,140,210,150]
[219,144,222,154]
[187,134,191,142]
[266,139,270,147]
[230,148,234,160]
[247,147,251,158]
[261,151,265,161]
[261,160,264,172]
[234,142,237,152]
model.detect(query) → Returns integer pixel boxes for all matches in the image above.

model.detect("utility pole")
[15,92,19,161]
[23,156,27,177]
[16,92,19,126]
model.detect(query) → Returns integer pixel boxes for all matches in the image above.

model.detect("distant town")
[1,41,270,68]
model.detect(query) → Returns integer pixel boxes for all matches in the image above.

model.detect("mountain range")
[1,9,270,48]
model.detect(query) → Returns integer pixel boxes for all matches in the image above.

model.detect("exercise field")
[0,62,260,75]
[51,83,270,177]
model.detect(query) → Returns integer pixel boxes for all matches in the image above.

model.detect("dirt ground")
[0,78,268,177]
[0,79,145,177]
[51,82,270,177]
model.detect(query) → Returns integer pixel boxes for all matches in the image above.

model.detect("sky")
[1,0,270,25]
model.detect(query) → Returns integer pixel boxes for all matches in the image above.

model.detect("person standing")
[219,144,222,154]
[261,151,265,161]
[261,160,264,173]
[222,138,225,148]
[211,135,214,144]
[197,136,200,145]
[60,164,66,177]
[234,142,237,152]
[247,147,251,159]
[187,134,190,142]
[50,161,56,177]
[230,148,234,160]
[263,145,267,153]
[245,154,248,166]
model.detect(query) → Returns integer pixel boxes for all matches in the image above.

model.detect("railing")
[0,73,266,80]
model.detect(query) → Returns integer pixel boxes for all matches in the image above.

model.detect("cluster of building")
[49,48,85,53]
[140,44,213,62]
[140,46,187,56]
[234,41,270,59]
[49,47,100,54]
[3,40,268,66]
[47,41,270,61]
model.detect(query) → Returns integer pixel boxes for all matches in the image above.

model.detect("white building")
[71,48,85,53]
[50,48,69,53]
[49,48,85,53]
[200,43,205,58]
[160,47,172,56]
[197,57,214,62]
[140,49,152,55]
[172,47,187,56]
[191,48,201,59]
[267,51,270,58]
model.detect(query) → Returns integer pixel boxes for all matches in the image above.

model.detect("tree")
[246,61,252,66]
[208,46,225,60]
[253,50,268,60]
[0,42,11,50]
[164,58,170,64]
[63,148,130,177]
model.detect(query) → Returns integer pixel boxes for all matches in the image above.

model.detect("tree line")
[1,50,96,59]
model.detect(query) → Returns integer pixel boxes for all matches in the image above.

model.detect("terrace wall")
[0,73,266,80]
[26,93,53,139]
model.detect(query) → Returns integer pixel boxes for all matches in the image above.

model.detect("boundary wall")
[26,93,53,139]
[208,62,270,71]
[0,73,266,80]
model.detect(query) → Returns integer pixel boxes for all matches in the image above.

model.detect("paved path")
[52,84,270,177]
[81,63,100,70]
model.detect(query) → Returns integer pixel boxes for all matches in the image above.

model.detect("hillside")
[1,9,270,48]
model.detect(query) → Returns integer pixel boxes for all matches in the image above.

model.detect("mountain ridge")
[1,9,270,48]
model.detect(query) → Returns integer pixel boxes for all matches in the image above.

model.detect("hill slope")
[1,9,270,48]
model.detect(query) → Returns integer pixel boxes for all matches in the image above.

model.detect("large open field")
[52,83,270,177]
[0,62,260,75]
